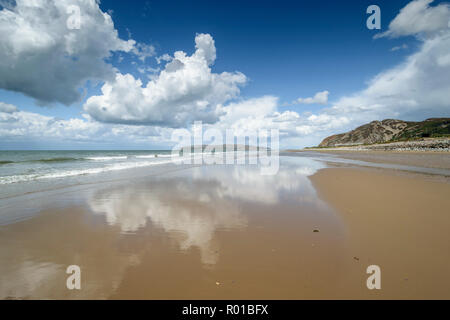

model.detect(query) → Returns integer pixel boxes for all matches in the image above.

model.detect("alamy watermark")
[170,121,279,175]
[66,265,81,290]
[66,5,81,30]
[366,5,381,30]
[366,265,381,290]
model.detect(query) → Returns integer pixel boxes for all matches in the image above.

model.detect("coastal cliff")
[318,118,450,149]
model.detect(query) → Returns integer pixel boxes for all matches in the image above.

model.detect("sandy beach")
[1,152,449,299]
[1,157,348,299]
[2,0,450,307]
[307,149,450,171]
[311,166,450,299]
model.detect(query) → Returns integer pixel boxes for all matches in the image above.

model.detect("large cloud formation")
[326,0,450,122]
[0,106,169,148]
[0,0,135,105]
[207,0,450,146]
[0,0,449,149]
[254,0,450,146]
[149,0,450,145]
[84,33,247,127]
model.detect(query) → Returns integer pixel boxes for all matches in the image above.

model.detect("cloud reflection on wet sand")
[0,157,348,299]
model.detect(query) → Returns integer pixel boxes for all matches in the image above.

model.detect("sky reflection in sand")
[1,157,348,299]
[88,158,327,265]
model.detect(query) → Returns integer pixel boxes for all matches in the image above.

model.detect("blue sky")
[0,0,449,149]
[103,0,418,114]
[105,0,411,96]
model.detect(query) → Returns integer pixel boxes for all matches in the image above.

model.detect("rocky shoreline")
[308,138,450,152]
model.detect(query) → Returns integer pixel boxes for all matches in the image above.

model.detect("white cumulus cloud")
[375,0,450,39]
[0,102,18,113]
[84,33,247,127]
[296,90,329,105]
[132,43,156,62]
[0,0,136,105]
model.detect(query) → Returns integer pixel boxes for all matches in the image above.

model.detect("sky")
[0,0,449,149]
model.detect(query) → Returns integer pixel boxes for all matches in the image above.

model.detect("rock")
[318,118,449,148]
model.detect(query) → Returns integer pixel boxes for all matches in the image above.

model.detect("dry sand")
[310,167,450,299]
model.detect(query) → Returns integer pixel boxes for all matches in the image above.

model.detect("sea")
[0,150,177,199]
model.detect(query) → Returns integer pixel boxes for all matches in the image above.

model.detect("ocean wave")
[33,157,82,163]
[0,157,184,185]
[85,156,128,161]
[0,152,256,185]
[86,154,173,161]
[0,157,83,165]
[135,154,172,159]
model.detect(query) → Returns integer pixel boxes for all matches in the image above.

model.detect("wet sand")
[310,167,450,299]
[1,155,450,299]
[0,158,350,299]
[306,150,450,170]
